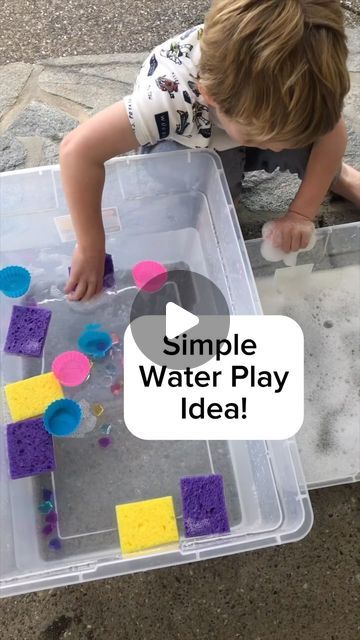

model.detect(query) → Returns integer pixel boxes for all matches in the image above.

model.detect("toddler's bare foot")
[331,163,360,207]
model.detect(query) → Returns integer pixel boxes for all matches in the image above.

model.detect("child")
[60,0,360,301]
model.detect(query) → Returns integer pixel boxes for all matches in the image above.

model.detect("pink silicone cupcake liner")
[52,351,91,387]
[132,261,168,293]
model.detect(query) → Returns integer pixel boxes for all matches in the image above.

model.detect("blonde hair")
[200,0,350,147]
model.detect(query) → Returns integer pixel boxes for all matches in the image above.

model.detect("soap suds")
[255,264,360,486]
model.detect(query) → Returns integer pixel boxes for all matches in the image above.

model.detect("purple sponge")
[68,253,115,289]
[180,474,230,538]
[4,305,52,357]
[6,417,56,480]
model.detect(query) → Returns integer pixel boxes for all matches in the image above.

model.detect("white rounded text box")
[124,316,304,440]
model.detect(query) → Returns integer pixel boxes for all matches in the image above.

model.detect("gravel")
[0,0,209,64]
[1,1,359,64]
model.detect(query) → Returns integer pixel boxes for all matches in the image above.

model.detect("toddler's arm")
[268,118,347,252]
[60,102,138,301]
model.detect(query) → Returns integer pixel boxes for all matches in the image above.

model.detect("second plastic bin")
[246,222,360,488]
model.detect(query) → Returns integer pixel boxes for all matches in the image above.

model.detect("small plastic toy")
[110,382,122,396]
[0,265,31,298]
[5,372,64,422]
[42,488,53,502]
[4,305,52,357]
[44,398,82,437]
[38,500,54,514]
[42,524,54,536]
[180,474,230,538]
[98,436,112,448]
[103,253,115,288]
[48,538,62,551]
[69,253,115,289]
[100,423,112,435]
[6,417,56,480]
[132,260,168,293]
[78,327,112,359]
[116,496,179,554]
[91,403,104,417]
[52,351,91,387]
[45,511,58,524]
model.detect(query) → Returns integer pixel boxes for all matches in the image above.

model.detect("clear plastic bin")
[246,222,360,488]
[0,151,312,597]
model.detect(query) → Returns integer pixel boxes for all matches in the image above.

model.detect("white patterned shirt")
[123,25,237,151]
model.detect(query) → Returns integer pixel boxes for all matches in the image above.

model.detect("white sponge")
[260,221,316,267]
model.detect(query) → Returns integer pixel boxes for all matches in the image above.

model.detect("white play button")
[165,302,199,339]
[130,268,230,368]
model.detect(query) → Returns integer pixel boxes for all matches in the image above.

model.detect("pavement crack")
[0,64,43,134]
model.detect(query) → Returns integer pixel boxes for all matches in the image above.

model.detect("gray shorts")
[140,140,311,199]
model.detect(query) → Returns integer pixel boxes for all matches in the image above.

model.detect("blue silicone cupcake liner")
[0,266,31,298]
[44,398,82,437]
[78,329,112,359]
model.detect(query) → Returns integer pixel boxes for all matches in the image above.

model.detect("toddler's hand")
[264,211,315,253]
[64,244,105,301]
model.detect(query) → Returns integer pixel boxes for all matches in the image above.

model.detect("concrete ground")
[0,3,359,639]
[0,1,359,63]
[0,485,358,640]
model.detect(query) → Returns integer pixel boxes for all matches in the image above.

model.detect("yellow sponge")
[116,496,179,554]
[5,372,64,422]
